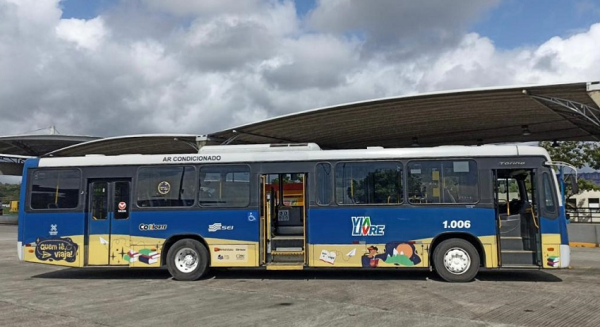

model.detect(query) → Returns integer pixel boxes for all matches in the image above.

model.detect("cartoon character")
[361,245,387,267]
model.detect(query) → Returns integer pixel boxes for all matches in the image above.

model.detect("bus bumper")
[17,241,22,261]
[560,244,570,268]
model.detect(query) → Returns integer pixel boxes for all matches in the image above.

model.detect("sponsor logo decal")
[139,223,167,231]
[49,224,58,236]
[212,245,248,263]
[118,201,127,213]
[208,223,234,232]
[351,216,385,236]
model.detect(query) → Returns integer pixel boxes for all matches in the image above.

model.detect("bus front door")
[495,169,541,267]
[260,173,307,268]
[86,179,131,266]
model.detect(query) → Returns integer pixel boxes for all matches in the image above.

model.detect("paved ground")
[1,224,600,327]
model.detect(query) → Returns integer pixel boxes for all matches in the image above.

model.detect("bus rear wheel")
[167,239,209,281]
[433,238,479,282]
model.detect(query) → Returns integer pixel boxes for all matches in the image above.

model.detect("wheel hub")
[443,248,471,275]
[175,248,199,273]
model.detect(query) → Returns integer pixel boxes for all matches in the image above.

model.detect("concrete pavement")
[1,224,600,327]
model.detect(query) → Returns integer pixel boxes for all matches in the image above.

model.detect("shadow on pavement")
[31,267,172,280]
[476,270,562,282]
[31,267,561,282]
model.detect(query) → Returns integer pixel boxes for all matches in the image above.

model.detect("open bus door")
[260,173,307,269]
[494,169,542,267]
[86,179,131,266]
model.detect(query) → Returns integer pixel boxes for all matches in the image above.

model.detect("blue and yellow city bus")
[17,143,571,282]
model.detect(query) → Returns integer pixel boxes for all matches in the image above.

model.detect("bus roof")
[35,144,551,168]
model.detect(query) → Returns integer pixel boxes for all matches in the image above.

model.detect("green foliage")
[0,183,21,202]
[539,141,600,196]
[351,169,401,204]
[539,141,600,169]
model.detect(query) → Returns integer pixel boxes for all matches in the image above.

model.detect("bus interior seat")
[275,205,303,235]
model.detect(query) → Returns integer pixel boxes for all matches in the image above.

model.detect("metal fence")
[567,207,600,223]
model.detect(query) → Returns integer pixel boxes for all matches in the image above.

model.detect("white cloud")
[0,0,598,141]
[56,17,108,51]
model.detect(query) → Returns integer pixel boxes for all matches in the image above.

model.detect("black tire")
[433,238,480,282]
[166,239,209,281]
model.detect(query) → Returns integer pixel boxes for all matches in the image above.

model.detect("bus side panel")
[18,158,39,261]
[307,207,497,268]
[21,212,85,267]
[128,209,260,268]
[540,209,566,269]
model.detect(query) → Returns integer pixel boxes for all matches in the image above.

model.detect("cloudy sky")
[1,0,600,139]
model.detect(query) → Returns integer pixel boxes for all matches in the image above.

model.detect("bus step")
[266,263,304,270]
[500,236,525,251]
[272,249,304,255]
[271,237,304,249]
[271,250,304,263]
[272,235,304,240]
[500,264,540,269]
[501,250,536,266]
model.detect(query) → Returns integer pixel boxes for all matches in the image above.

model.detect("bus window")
[30,169,81,210]
[408,160,478,204]
[335,161,402,205]
[91,182,108,220]
[199,165,250,207]
[136,166,196,207]
[316,163,332,205]
[542,173,557,215]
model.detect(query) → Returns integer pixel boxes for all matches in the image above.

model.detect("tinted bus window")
[137,166,196,207]
[408,160,478,204]
[542,173,557,214]
[335,161,403,205]
[200,165,250,207]
[30,169,81,209]
[91,182,108,220]
[316,163,333,205]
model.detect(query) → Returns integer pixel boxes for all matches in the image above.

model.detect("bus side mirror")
[569,175,579,194]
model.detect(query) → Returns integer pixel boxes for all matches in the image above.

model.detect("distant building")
[579,172,600,186]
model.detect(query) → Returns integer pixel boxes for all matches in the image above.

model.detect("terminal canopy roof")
[208,81,600,149]
[0,134,99,157]
[44,134,201,157]
[4,81,600,160]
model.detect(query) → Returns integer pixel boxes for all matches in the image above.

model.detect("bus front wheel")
[167,239,209,281]
[433,238,479,282]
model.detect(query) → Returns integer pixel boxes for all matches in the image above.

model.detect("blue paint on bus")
[307,207,496,244]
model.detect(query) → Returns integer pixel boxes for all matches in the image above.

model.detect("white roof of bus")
[36,144,551,167]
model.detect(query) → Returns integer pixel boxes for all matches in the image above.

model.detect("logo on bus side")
[499,161,525,165]
[139,223,167,231]
[49,224,58,236]
[208,223,234,232]
[351,216,385,236]
[157,181,171,195]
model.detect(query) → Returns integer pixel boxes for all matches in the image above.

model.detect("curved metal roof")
[45,134,200,157]
[6,81,600,160]
[207,81,600,149]
[0,134,99,157]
